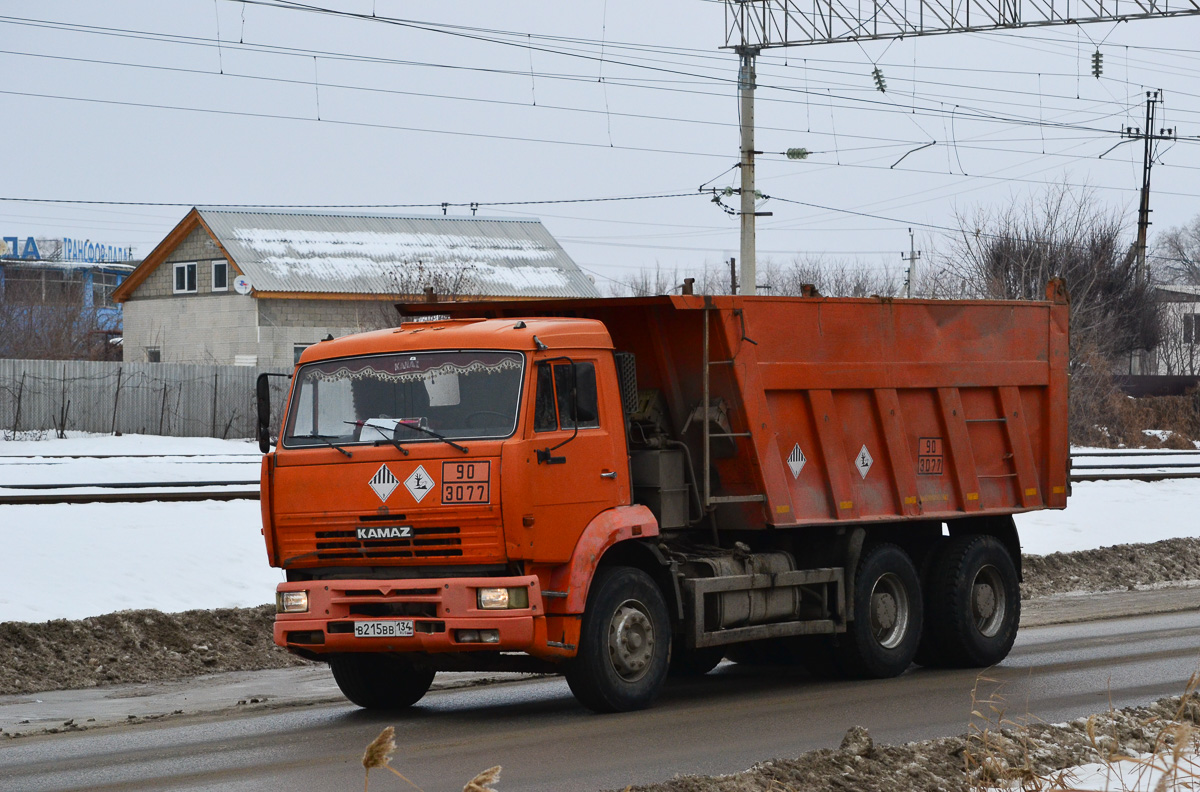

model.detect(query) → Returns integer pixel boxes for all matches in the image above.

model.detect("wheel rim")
[607,599,655,682]
[970,564,1006,638]
[868,572,910,650]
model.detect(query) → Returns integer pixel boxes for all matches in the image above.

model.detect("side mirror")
[256,373,272,454]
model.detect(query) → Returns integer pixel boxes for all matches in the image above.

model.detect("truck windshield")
[283,350,524,448]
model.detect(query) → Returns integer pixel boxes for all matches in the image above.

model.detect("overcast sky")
[3,0,1200,291]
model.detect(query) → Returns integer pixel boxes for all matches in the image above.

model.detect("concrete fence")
[0,359,291,440]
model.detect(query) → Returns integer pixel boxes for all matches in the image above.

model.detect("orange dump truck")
[257,284,1069,713]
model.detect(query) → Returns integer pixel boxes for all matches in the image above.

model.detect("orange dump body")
[402,290,1071,528]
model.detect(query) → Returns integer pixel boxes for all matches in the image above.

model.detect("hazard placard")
[918,437,943,475]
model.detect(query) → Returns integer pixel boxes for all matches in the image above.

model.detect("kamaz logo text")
[356,526,413,540]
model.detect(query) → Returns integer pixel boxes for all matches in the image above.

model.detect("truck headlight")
[477,587,530,610]
[277,591,309,613]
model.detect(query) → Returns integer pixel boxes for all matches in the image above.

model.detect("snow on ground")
[0,431,259,457]
[0,434,1198,622]
[0,432,259,487]
[1015,479,1200,556]
[0,500,284,623]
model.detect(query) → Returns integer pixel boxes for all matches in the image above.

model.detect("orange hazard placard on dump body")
[442,461,491,504]
[917,437,943,475]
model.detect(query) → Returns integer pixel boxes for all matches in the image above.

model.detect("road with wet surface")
[4,606,1200,792]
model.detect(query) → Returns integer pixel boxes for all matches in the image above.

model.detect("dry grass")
[966,672,1200,792]
[362,725,501,792]
[1073,382,1200,449]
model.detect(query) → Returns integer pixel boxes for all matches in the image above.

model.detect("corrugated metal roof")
[197,208,600,299]
[1156,284,1200,299]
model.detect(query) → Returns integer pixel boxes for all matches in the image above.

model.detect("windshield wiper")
[294,433,353,458]
[344,421,409,456]
[397,420,470,453]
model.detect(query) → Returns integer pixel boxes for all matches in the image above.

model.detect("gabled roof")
[1155,284,1200,301]
[113,207,600,302]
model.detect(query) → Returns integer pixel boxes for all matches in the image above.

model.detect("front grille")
[314,526,463,560]
[276,507,504,567]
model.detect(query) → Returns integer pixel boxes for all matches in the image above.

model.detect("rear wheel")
[921,535,1020,668]
[835,543,922,679]
[566,566,671,713]
[329,654,436,710]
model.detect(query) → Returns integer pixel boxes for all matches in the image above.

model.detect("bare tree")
[0,264,119,360]
[606,258,902,298]
[758,257,902,297]
[934,182,1161,443]
[1152,215,1200,285]
[364,261,486,329]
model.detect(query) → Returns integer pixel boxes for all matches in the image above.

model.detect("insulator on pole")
[1091,49,1103,78]
[871,66,887,93]
[786,147,810,160]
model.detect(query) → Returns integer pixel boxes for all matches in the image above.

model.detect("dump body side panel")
[398,294,1069,528]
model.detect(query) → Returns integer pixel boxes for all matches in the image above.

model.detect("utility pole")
[1122,90,1176,283]
[729,257,738,295]
[902,228,921,298]
[737,47,759,295]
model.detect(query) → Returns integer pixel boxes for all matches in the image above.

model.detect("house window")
[173,262,197,294]
[146,347,161,363]
[212,260,228,291]
[1185,313,1198,345]
[294,343,313,365]
[92,271,120,307]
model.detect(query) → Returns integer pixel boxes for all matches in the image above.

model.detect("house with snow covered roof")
[111,207,600,368]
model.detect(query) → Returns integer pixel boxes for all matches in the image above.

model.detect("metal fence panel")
[0,359,291,439]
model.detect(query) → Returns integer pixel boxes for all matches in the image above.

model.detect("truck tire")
[836,543,922,679]
[329,654,435,710]
[921,534,1020,668]
[566,566,671,713]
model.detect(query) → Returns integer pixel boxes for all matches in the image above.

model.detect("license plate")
[354,620,414,638]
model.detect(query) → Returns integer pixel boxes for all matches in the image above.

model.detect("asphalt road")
[4,609,1200,792]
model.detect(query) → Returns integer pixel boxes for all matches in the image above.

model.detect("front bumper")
[273,575,542,655]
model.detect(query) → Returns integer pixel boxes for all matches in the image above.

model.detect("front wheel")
[566,566,671,713]
[835,543,923,679]
[329,654,435,710]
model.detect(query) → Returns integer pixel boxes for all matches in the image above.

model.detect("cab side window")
[534,364,558,432]
[534,361,600,431]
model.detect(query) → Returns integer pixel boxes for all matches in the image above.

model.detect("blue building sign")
[2,236,40,260]
[2,235,134,263]
[63,238,134,263]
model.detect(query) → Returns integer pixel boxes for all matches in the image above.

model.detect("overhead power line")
[0,192,699,209]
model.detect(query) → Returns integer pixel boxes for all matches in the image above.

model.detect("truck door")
[524,356,627,562]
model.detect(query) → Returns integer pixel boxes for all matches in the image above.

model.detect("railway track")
[0,451,1196,504]
[1069,449,1200,482]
